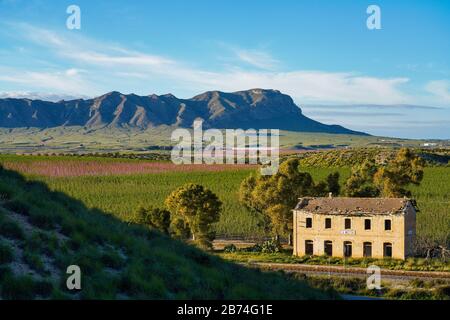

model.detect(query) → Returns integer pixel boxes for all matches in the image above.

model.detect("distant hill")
[0,89,367,135]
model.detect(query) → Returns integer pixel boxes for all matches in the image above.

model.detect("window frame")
[325,217,332,229]
[305,240,314,255]
[383,242,393,258]
[364,219,372,230]
[363,242,372,257]
[306,217,313,228]
[344,218,352,230]
[384,219,392,231]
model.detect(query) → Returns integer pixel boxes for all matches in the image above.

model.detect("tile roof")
[294,197,411,215]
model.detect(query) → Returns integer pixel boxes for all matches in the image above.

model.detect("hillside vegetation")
[0,166,332,299]
[295,148,450,167]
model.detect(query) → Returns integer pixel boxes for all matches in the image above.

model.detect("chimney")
[328,192,333,198]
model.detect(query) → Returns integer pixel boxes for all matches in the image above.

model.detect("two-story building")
[292,197,416,260]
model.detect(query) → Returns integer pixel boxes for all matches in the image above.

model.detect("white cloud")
[426,80,450,104]
[0,91,88,101]
[1,23,417,105]
[232,48,279,70]
[0,68,96,95]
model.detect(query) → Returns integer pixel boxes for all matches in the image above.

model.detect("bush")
[3,199,30,216]
[223,244,237,253]
[261,239,282,253]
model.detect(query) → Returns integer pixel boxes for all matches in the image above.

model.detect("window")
[305,240,314,255]
[306,217,312,228]
[325,218,332,229]
[344,218,351,229]
[324,241,333,256]
[383,243,393,258]
[364,219,371,230]
[385,219,392,231]
[363,242,372,257]
[343,241,352,257]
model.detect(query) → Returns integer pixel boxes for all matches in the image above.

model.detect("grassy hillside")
[0,166,332,300]
[0,127,436,154]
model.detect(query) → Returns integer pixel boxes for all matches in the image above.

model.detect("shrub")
[3,199,30,216]
[223,244,237,253]
[261,239,282,253]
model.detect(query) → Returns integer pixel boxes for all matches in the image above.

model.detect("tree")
[344,159,380,197]
[345,148,424,198]
[374,148,424,197]
[165,183,222,249]
[326,172,341,196]
[239,158,337,242]
[136,206,171,235]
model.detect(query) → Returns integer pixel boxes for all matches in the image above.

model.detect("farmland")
[0,154,448,244]
[0,165,329,299]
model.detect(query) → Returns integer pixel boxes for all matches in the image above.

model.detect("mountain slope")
[0,89,367,135]
[0,166,333,299]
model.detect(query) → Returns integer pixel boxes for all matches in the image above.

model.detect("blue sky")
[0,0,449,138]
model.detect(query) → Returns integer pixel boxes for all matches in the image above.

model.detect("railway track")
[243,262,450,282]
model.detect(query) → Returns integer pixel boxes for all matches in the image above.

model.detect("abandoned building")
[292,197,417,260]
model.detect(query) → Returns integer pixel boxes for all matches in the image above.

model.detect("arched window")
[343,241,352,257]
[383,242,393,258]
[305,240,314,255]
[324,241,333,256]
[363,242,372,257]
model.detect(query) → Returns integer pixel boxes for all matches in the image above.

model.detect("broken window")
[363,242,372,257]
[305,240,314,255]
[364,219,371,230]
[324,241,333,256]
[343,241,352,257]
[325,218,332,229]
[344,218,351,229]
[384,219,392,231]
[383,243,393,258]
[306,217,312,228]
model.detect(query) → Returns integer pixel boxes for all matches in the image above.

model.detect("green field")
[0,155,448,244]
[0,165,329,299]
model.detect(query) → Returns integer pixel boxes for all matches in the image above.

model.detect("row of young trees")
[239,148,424,242]
[136,183,222,249]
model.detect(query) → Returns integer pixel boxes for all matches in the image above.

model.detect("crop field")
[0,155,448,242]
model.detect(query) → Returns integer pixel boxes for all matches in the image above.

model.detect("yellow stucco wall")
[293,205,416,260]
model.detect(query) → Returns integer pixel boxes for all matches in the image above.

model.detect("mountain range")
[0,89,366,135]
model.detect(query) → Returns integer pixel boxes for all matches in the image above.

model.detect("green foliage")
[345,148,425,198]
[326,172,341,196]
[135,206,171,235]
[239,158,341,237]
[223,244,237,253]
[165,183,222,249]
[0,219,25,240]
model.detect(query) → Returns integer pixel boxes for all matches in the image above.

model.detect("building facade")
[292,197,416,260]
